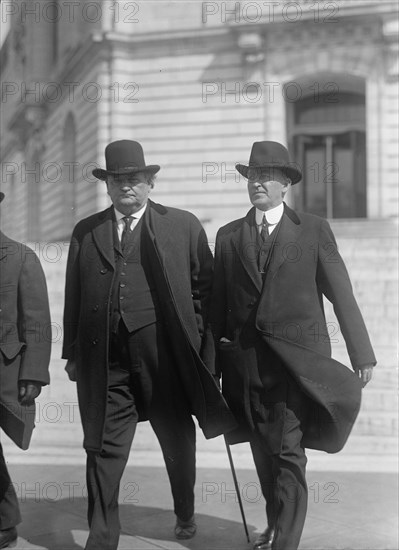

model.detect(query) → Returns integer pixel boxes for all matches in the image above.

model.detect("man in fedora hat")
[62,140,235,550]
[209,141,376,550]
[0,192,51,548]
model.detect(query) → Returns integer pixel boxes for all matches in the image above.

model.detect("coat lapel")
[0,232,14,262]
[91,207,116,268]
[231,208,263,293]
[145,200,174,261]
[0,244,7,262]
[264,204,303,283]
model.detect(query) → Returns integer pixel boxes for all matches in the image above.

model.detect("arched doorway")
[288,76,367,219]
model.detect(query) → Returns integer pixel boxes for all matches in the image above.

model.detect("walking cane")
[224,435,250,543]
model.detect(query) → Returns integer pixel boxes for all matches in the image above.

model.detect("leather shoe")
[174,515,197,539]
[0,527,17,549]
[253,526,275,549]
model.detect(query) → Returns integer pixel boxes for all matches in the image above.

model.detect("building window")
[289,88,367,219]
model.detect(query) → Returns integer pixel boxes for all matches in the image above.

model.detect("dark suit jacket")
[209,204,376,453]
[0,232,51,450]
[62,200,235,452]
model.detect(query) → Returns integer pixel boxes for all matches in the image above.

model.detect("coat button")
[92,305,99,312]
[92,338,99,345]
[100,268,108,274]
[120,283,126,288]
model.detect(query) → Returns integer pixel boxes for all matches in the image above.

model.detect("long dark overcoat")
[0,232,51,450]
[62,200,235,452]
[210,204,376,453]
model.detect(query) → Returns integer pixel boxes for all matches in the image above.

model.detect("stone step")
[342,434,398,455]
[335,342,395,364]
[20,401,399,451]
[351,410,398,437]
[365,366,398,387]
[329,218,398,238]
[343,267,397,281]
[361,388,398,411]
[340,242,398,254]
[352,280,398,301]
[4,431,397,468]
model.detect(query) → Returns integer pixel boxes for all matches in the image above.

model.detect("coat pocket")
[0,341,25,360]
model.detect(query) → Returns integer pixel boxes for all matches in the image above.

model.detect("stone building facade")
[0,0,398,241]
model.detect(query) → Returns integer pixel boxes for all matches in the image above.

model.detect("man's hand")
[354,365,374,387]
[19,381,42,406]
[65,359,77,381]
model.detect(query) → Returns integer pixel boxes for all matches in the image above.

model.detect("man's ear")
[282,180,291,196]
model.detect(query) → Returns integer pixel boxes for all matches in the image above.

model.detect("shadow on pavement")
[18,498,255,550]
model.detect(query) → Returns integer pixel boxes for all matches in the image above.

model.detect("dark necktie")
[121,215,134,250]
[260,214,272,241]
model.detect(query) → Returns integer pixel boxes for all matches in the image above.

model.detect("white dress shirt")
[255,202,284,235]
[114,203,147,241]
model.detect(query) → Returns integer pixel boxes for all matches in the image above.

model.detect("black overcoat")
[210,205,376,453]
[0,232,51,449]
[62,200,235,452]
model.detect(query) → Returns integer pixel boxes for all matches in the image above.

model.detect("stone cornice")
[105,26,230,46]
[224,0,398,28]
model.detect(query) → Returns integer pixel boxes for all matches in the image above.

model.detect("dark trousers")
[85,322,196,550]
[0,441,21,530]
[250,378,309,550]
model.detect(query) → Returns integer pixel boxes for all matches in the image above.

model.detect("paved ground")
[6,460,398,550]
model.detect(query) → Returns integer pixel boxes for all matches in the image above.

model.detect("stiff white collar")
[255,202,284,227]
[114,202,147,224]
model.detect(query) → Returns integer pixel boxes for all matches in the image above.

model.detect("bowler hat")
[0,192,4,202]
[236,141,302,184]
[92,140,160,181]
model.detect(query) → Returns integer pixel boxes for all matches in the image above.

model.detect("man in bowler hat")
[62,140,235,550]
[0,192,51,548]
[209,142,376,550]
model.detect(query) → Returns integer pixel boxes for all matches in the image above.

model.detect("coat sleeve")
[18,246,51,384]
[188,214,214,368]
[62,228,81,360]
[206,230,228,377]
[316,219,376,368]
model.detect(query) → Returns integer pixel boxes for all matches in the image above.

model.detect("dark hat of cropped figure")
[0,192,4,202]
[236,141,302,184]
[92,140,160,181]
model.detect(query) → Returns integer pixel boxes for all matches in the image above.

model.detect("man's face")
[247,167,291,211]
[106,172,152,214]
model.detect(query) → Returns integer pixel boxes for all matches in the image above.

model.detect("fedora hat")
[236,141,302,184]
[0,192,4,202]
[92,140,160,181]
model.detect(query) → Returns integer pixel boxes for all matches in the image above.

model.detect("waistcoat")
[110,218,161,333]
